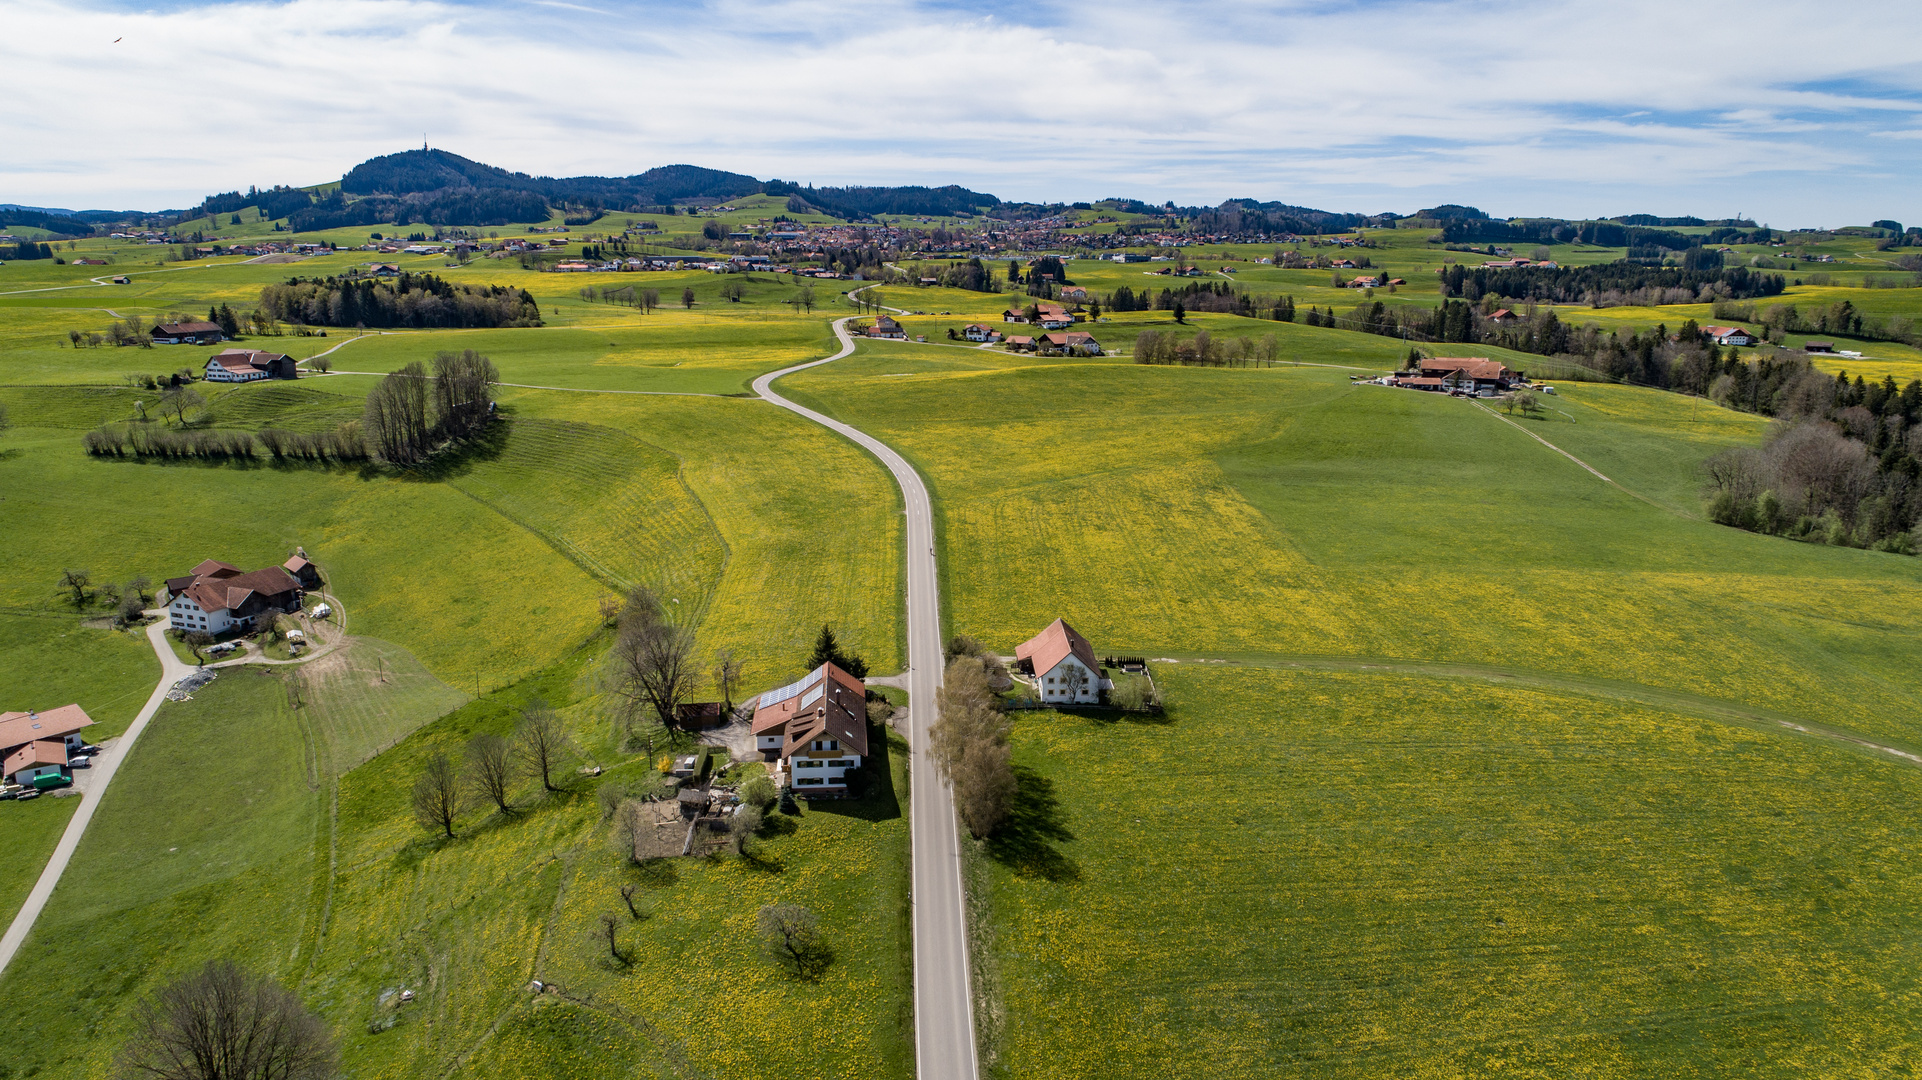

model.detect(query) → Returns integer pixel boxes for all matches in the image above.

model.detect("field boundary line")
[1150,650,1922,769]
[1469,398,1684,515]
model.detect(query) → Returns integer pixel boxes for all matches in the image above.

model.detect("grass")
[969,663,1922,1078]
[781,344,1922,749]
[0,627,914,1079]
[0,795,79,936]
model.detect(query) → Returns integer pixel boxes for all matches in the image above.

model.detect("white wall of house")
[787,737,860,789]
[1038,655,1101,703]
[11,764,63,785]
[168,595,237,635]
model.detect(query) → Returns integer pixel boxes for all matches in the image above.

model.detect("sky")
[4,0,1921,227]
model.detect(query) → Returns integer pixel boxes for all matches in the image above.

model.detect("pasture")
[969,663,1922,1079]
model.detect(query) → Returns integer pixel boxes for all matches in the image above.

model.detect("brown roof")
[4,739,68,775]
[154,321,221,335]
[1421,357,1510,380]
[283,555,311,573]
[175,564,301,616]
[0,704,94,754]
[1016,618,1098,679]
[749,662,869,759]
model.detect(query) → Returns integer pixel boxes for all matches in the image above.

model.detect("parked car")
[33,773,73,791]
[309,603,332,619]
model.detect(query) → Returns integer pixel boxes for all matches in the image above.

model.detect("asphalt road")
[0,615,193,977]
[753,316,979,1080]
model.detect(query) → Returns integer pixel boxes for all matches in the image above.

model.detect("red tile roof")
[173,564,302,617]
[4,739,68,775]
[0,704,94,754]
[1015,618,1097,678]
[750,662,869,758]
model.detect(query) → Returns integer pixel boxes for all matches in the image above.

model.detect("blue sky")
[4,0,1920,226]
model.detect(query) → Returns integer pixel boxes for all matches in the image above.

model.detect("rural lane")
[0,615,194,977]
[752,317,979,1080]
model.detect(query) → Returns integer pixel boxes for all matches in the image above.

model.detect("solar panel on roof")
[757,665,826,710]
[800,686,824,709]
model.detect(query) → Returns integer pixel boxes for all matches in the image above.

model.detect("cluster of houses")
[2,704,95,792]
[165,557,319,637]
[1385,357,1524,396]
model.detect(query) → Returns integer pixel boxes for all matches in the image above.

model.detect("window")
[796,776,823,786]
[796,759,822,769]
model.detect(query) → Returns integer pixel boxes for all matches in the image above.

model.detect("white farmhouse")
[164,559,305,635]
[750,662,869,794]
[1016,618,1108,704]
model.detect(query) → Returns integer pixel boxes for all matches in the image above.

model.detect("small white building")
[750,663,869,794]
[0,704,95,786]
[1016,618,1109,704]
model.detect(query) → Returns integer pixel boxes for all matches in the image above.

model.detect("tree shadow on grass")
[803,720,902,823]
[1058,703,1173,727]
[984,767,1080,883]
[403,413,513,482]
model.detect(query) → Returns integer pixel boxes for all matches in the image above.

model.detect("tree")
[183,631,213,663]
[117,591,146,628]
[797,286,815,313]
[609,585,699,730]
[730,803,764,854]
[159,384,205,425]
[129,574,154,603]
[711,649,743,712]
[59,567,93,607]
[597,911,629,965]
[516,703,569,792]
[362,362,432,464]
[430,349,498,441]
[757,903,831,980]
[114,960,336,1080]
[411,751,462,838]
[929,656,1016,837]
[681,287,696,309]
[805,624,868,679]
[641,288,660,313]
[740,775,777,811]
[467,733,516,815]
[720,279,745,302]
[310,356,332,373]
[1172,301,1186,324]
[619,883,641,919]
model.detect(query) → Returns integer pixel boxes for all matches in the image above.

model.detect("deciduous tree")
[467,733,516,815]
[516,703,569,792]
[757,903,831,980]
[114,960,336,1080]
[930,655,1016,837]
[609,585,699,730]
[411,751,462,838]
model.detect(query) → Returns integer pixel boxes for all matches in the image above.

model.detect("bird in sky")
[113,37,122,42]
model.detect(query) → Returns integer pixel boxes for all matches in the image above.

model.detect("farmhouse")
[1703,325,1757,347]
[1,704,94,787]
[1418,357,1518,393]
[750,662,868,794]
[1016,618,1108,704]
[1804,341,1835,354]
[164,559,304,635]
[866,315,907,339]
[1039,331,1103,356]
[1005,335,1036,352]
[282,555,323,589]
[151,321,223,345]
[204,349,298,382]
[961,323,1000,343]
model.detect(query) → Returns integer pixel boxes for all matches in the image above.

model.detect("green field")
[969,663,1922,1078]
[4,201,1922,1078]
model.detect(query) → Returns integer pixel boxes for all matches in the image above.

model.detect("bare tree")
[430,349,499,441]
[930,656,1016,837]
[597,593,622,627]
[362,362,431,464]
[711,649,742,713]
[467,733,517,815]
[59,567,93,607]
[115,960,336,1080]
[596,911,628,965]
[757,903,831,980]
[411,751,462,838]
[641,288,660,314]
[620,883,641,919]
[159,385,205,425]
[608,585,699,731]
[516,704,570,792]
[129,574,154,604]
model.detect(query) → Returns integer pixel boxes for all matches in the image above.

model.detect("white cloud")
[0,0,1917,224]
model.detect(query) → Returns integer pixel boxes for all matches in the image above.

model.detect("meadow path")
[0,614,193,977]
[753,319,979,1080]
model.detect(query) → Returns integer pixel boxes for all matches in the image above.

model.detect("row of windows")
[795,758,857,770]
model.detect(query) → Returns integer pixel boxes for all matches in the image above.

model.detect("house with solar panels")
[750,662,869,794]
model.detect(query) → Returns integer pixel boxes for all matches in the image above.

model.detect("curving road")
[752,316,979,1080]
[0,615,193,976]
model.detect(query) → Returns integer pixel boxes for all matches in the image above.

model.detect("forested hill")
[340,149,763,208]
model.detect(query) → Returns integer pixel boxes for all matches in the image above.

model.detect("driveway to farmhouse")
[754,316,979,1080]
[0,615,193,976]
